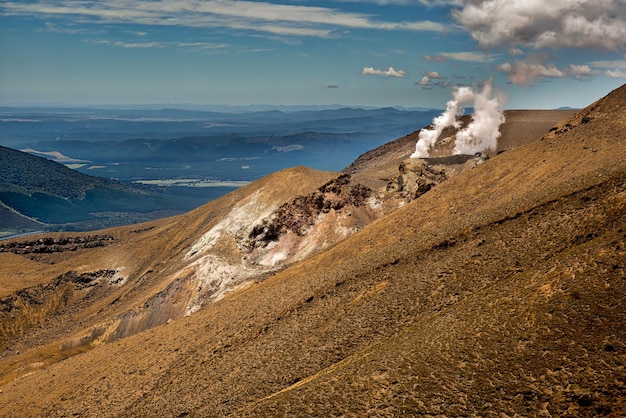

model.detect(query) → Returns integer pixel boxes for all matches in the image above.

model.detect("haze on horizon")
[1,0,625,110]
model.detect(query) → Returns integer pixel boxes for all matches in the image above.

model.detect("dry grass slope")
[0,85,624,416]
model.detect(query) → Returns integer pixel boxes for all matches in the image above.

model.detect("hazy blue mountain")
[0,146,221,236]
[0,106,438,183]
[0,106,437,147]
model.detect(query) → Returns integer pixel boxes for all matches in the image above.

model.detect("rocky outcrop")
[246,174,375,249]
[0,235,114,255]
[0,269,121,346]
[386,159,447,200]
[386,154,488,201]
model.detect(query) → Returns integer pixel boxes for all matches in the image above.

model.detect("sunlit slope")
[1,87,623,416]
[0,166,336,382]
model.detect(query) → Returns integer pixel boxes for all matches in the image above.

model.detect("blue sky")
[1,0,625,109]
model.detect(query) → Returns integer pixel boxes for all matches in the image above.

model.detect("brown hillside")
[0,167,337,374]
[0,86,624,416]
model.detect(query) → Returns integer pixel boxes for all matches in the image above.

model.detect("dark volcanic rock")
[0,234,114,255]
[247,174,373,248]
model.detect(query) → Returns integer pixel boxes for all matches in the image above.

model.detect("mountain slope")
[0,144,163,199]
[0,200,44,232]
[0,86,624,416]
[0,145,209,235]
[0,166,340,363]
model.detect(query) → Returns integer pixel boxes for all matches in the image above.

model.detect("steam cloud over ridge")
[411,78,505,158]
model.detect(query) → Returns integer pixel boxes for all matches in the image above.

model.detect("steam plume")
[453,81,505,155]
[411,79,504,158]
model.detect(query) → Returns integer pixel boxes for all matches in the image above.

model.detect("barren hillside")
[0,86,624,416]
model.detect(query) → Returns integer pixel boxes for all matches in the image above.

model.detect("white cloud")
[423,70,446,79]
[418,0,465,6]
[498,59,611,84]
[416,75,453,89]
[175,42,228,51]
[567,64,596,81]
[424,54,448,62]
[42,21,105,35]
[590,58,626,77]
[417,71,447,87]
[606,69,626,78]
[568,64,594,76]
[453,0,626,51]
[497,60,566,85]
[439,51,499,63]
[0,0,448,38]
[93,39,227,50]
[332,0,462,6]
[332,0,412,4]
[396,21,447,31]
[94,39,165,48]
[361,66,407,77]
[124,30,147,37]
[588,59,626,69]
[254,25,333,38]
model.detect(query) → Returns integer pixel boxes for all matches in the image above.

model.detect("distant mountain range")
[1,103,437,112]
[0,106,443,238]
[0,106,439,147]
